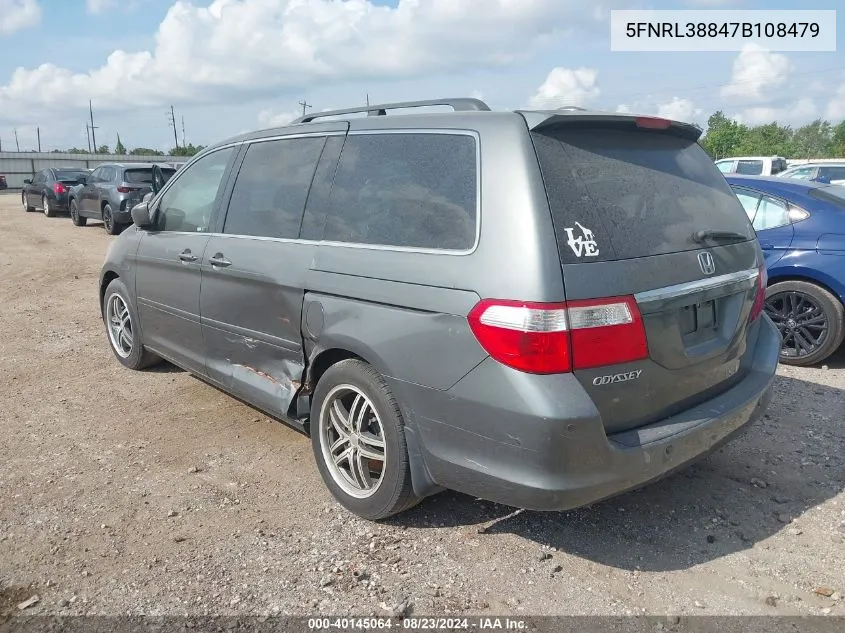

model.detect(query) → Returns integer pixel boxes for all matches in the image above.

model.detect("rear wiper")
[691,229,749,244]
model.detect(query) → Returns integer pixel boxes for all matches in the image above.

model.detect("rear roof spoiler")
[520,110,703,142]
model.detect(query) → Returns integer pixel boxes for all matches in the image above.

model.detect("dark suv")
[99,98,780,520]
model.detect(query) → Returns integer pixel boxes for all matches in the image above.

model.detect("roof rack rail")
[291,97,491,124]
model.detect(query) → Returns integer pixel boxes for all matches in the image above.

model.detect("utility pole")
[167,105,179,149]
[299,99,312,117]
[181,115,186,148]
[14,129,20,152]
[89,100,98,151]
[366,93,370,107]
[37,127,41,152]
[85,124,92,153]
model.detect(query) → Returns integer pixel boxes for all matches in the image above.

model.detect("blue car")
[725,175,845,366]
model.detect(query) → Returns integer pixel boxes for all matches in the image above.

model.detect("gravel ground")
[1,192,844,618]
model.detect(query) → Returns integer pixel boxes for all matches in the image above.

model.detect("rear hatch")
[122,167,177,206]
[528,115,765,434]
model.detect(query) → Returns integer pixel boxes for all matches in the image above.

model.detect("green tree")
[129,147,165,156]
[169,143,205,157]
[115,134,126,155]
[736,122,795,157]
[831,121,845,157]
[97,144,110,154]
[701,111,748,159]
[67,147,89,154]
[792,119,832,159]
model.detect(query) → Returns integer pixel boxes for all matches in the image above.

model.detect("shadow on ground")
[392,373,845,572]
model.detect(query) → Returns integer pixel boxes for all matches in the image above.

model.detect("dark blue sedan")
[725,175,845,366]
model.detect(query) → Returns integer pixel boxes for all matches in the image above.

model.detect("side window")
[89,168,102,183]
[819,167,845,183]
[716,161,734,174]
[224,137,325,239]
[734,190,760,221]
[154,148,235,233]
[102,167,115,182]
[736,160,764,175]
[753,196,790,231]
[34,171,47,184]
[787,167,815,180]
[324,133,477,250]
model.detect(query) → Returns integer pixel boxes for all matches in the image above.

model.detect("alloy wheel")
[319,385,387,499]
[105,293,133,358]
[764,291,829,360]
[42,196,50,216]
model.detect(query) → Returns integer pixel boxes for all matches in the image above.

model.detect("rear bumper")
[396,315,780,511]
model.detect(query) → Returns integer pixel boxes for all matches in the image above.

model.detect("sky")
[0,0,844,153]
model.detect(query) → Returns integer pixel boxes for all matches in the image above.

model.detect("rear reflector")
[468,296,648,374]
[749,266,767,321]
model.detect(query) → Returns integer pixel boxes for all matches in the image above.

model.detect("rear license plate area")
[680,300,718,336]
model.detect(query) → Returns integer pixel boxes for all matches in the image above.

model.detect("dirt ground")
[1,191,844,618]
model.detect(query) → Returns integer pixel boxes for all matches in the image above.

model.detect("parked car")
[99,97,779,520]
[68,162,176,234]
[21,168,89,217]
[777,162,845,185]
[715,156,788,176]
[0,174,7,190]
[725,175,845,366]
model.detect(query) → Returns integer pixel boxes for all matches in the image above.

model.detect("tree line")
[49,138,205,157]
[700,112,845,160]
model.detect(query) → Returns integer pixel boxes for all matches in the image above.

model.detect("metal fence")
[0,152,184,189]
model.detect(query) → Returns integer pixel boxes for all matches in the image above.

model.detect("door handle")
[208,253,232,268]
[178,249,197,263]
[759,243,774,251]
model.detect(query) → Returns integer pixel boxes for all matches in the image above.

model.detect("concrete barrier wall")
[0,152,184,189]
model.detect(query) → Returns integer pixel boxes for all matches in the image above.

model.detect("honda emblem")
[698,251,716,275]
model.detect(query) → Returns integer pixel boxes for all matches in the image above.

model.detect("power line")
[299,99,312,117]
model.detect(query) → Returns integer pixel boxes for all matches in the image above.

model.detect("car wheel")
[22,193,35,212]
[764,280,845,366]
[102,278,161,370]
[70,199,87,226]
[102,204,120,235]
[310,359,419,520]
[42,195,56,218]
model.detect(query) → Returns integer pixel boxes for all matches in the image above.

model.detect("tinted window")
[55,170,88,181]
[819,167,845,182]
[33,171,47,184]
[124,168,177,184]
[300,136,345,240]
[531,128,754,263]
[810,185,845,209]
[753,197,790,231]
[224,137,325,239]
[154,148,235,233]
[324,133,477,250]
[735,160,764,175]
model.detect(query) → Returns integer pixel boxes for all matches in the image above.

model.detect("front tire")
[103,203,121,235]
[43,195,56,218]
[70,199,87,226]
[310,359,418,520]
[765,280,845,366]
[102,278,160,370]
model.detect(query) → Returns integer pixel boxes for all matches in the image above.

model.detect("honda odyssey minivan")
[99,98,780,520]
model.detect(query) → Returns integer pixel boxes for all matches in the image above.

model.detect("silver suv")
[99,98,780,520]
[69,162,176,234]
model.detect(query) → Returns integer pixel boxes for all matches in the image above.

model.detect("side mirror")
[130,202,154,229]
[142,192,154,204]
[23,179,31,185]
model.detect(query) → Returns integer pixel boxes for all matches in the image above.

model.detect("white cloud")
[615,104,631,113]
[257,106,302,128]
[721,44,792,102]
[731,98,817,126]
[0,0,619,122]
[0,0,40,35]
[656,97,702,123]
[528,67,599,109]
[825,84,845,120]
[86,0,115,13]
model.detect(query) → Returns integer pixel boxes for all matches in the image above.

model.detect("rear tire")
[310,359,419,520]
[102,278,161,370]
[70,199,87,226]
[103,203,121,235]
[22,193,34,212]
[765,280,845,366]
[43,195,56,218]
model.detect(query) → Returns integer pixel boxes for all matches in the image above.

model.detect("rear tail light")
[117,185,139,193]
[749,265,767,322]
[468,296,648,374]
[53,182,67,194]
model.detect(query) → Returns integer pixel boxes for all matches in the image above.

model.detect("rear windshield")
[124,167,176,184]
[55,170,88,181]
[531,128,755,263]
[809,184,845,209]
